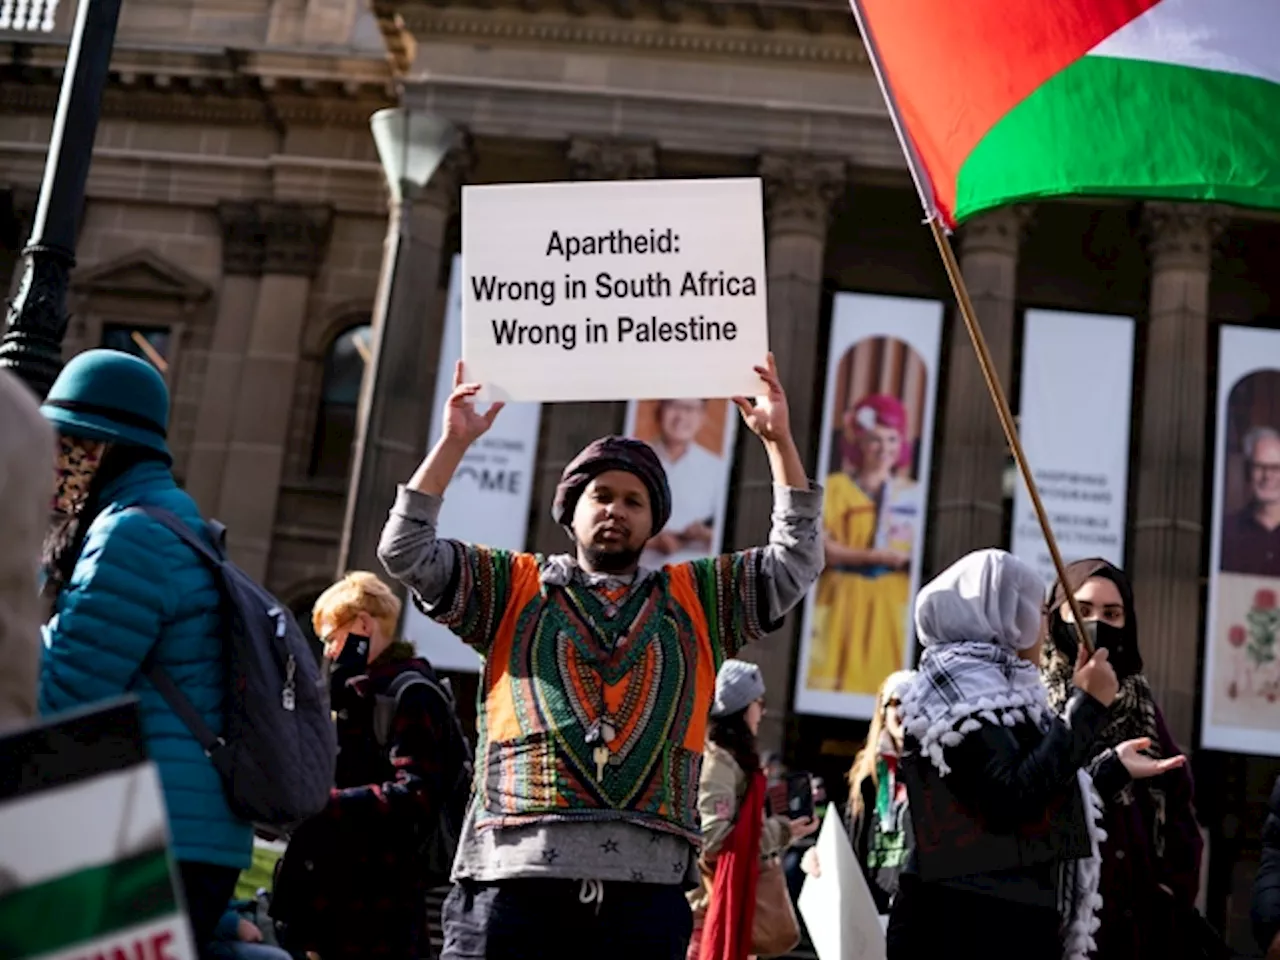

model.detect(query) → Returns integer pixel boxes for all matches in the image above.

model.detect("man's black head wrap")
[552,435,672,535]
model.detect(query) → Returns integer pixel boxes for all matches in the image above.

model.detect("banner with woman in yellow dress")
[795,293,943,721]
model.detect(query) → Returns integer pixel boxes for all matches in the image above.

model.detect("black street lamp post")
[0,0,124,398]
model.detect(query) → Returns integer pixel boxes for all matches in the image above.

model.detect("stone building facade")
[3,0,1280,945]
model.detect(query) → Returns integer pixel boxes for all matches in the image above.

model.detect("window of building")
[101,323,172,365]
[309,323,370,481]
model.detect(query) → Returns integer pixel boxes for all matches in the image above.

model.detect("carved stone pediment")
[72,249,212,307]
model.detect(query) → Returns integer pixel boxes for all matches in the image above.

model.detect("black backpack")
[131,505,337,827]
[373,666,474,884]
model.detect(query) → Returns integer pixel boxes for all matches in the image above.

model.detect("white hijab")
[901,549,1051,775]
[915,546,1045,652]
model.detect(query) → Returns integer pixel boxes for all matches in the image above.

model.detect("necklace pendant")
[593,745,610,781]
[601,720,617,743]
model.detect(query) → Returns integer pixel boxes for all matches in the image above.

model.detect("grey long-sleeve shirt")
[378,481,823,885]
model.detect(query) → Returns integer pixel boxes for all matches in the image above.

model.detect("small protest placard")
[798,805,886,960]
[0,698,197,960]
[461,178,769,402]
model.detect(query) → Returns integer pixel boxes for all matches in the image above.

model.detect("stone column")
[216,203,333,581]
[525,138,657,555]
[732,153,844,755]
[338,149,468,578]
[185,203,264,516]
[928,205,1032,573]
[1131,202,1223,747]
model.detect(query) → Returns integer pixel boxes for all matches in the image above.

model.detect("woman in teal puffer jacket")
[38,349,253,955]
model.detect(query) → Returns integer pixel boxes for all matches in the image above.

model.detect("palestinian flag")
[852,0,1280,226]
[0,699,196,960]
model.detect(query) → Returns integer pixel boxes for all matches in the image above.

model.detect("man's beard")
[580,543,643,574]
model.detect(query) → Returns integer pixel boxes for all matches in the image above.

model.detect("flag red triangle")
[859,0,1162,221]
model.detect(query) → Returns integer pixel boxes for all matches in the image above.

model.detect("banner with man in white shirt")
[624,397,738,567]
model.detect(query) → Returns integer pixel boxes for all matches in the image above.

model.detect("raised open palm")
[732,352,791,443]
[1116,737,1187,780]
[442,360,504,445]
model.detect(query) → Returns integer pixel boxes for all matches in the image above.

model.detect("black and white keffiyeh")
[902,640,1051,774]
[900,550,1106,960]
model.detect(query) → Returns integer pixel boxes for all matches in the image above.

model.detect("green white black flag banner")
[0,697,196,960]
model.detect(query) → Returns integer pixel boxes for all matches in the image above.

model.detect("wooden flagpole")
[130,330,168,376]
[848,0,1094,651]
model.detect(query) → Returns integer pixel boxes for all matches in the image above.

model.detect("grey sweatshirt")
[378,481,823,885]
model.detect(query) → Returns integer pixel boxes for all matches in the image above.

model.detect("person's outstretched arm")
[686,354,823,657]
[943,692,1113,831]
[377,362,531,654]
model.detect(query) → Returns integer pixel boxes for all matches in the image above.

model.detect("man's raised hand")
[442,359,504,447]
[732,352,792,445]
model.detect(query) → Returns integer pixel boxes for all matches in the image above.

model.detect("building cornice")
[373,0,865,72]
[400,8,865,63]
[0,39,394,125]
[0,142,386,214]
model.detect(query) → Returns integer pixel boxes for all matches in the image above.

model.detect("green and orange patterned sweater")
[378,482,823,883]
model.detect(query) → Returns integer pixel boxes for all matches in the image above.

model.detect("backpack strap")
[388,670,432,703]
[128,505,225,567]
[124,505,228,761]
[373,671,431,748]
[373,669,471,770]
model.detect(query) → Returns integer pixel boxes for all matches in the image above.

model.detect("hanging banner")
[402,255,543,672]
[0,698,196,960]
[1010,310,1136,585]
[1203,326,1280,754]
[461,178,769,402]
[623,397,738,569]
[794,293,943,721]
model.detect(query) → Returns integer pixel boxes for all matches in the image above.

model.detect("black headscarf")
[1041,557,1144,680]
[551,435,672,535]
[1040,557,1160,756]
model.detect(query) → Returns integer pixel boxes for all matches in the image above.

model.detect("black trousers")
[179,860,241,960]
[887,874,1060,960]
[441,879,693,960]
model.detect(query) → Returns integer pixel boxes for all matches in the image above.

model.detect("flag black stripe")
[0,697,148,803]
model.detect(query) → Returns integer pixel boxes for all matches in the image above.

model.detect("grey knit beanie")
[711,659,766,718]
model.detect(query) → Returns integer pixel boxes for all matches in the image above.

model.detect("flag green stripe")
[0,848,177,959]
[956,54,1280,222]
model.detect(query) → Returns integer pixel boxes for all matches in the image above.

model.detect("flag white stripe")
[1088,0,1280,87]
[0,764,170,890]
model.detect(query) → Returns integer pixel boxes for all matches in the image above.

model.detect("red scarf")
[700,768,765,960]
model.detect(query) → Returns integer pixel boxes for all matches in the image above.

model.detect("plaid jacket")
[272,645,451,959]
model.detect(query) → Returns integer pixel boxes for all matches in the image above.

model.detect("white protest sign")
[798,805,886,960]
[1010,310,1135,584]
[461,178,768,402]
[402,255,543,672]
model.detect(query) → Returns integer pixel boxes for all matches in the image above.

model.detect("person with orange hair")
[270,571,463,960]
[805,394,921,696]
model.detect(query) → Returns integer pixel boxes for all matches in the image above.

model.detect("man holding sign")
[378,353,822,958]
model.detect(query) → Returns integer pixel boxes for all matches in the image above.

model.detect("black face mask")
[324,633,371,698]
[1052,617,1141,680]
